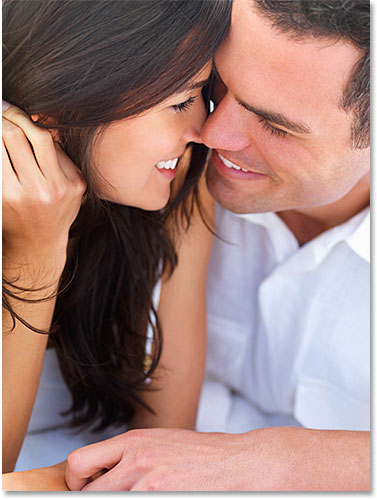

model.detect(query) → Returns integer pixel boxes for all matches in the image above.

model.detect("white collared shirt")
[197,204,370,433]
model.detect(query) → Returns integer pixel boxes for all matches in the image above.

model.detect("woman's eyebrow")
[185,78,211,91]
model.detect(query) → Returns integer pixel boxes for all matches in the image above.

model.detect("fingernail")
[2,100,11,111]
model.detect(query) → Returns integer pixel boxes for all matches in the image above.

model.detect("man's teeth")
[218,153,248,172]
[156,157,179,170]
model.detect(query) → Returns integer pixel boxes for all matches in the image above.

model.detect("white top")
[197,204,370,434]
[15,279,162,471]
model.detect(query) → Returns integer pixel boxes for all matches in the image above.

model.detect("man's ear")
[31,114,60,142]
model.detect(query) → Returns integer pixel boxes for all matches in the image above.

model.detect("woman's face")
[92,65,211,210]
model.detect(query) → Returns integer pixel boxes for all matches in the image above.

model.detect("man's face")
[202,0,370,214]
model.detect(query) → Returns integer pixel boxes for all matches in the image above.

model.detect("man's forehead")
[216,0,362,120]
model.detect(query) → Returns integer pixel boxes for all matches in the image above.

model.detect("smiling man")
[65,0,370,491]
[204,0,369,222]
[196,0,370,484]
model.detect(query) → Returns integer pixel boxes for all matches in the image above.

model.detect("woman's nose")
[183,125,203,144]
[181,95,208,144]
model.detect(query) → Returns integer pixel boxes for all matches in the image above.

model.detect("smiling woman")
[91,64,211,209]
[2,0,231,480]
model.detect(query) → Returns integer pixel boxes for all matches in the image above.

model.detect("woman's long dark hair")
[2,0,232,431]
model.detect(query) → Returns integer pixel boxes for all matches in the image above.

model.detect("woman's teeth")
[156,157,179,170]
[218,153,248,172]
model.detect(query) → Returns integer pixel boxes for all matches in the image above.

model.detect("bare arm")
[65,427,370,491]
[2,282,54,472]
[130,174,214,430]
[2,105,86,471]
[2,462,68,491]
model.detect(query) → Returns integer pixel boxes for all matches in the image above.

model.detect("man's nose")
[201,97,250,151]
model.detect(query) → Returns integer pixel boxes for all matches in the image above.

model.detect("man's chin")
[205,161,261,214]
[205,161,290,215]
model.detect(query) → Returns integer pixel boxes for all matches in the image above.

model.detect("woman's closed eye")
[172,95,197,113]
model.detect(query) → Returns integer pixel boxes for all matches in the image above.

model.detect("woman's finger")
[4,104,86,192]
[3,104,61,181]
[2,141,21,189]
[2,117,45,185]
[54,143,86,190]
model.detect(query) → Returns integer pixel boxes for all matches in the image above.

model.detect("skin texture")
[62,0,370,491]
[2,176,214,486]
[3,0,370,490]
[127,173,214,431]
[2,65,212,474]
[2,170,214,485]
[203,0,369,242]
[92,65,210,210]
[64,428,370,491]
[2,106,86,472]
[2,462,68,491]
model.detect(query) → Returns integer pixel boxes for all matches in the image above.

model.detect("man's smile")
[212,150,268,180]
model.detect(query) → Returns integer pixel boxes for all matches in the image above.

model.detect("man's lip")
[212,150,267,176]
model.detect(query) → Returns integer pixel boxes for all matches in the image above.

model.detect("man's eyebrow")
[213,60,312,135]
[238,100,312,135]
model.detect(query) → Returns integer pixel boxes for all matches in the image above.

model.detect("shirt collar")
[345,207,370,262]
[234,207,370,263]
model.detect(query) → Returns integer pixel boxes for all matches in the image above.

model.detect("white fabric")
[15,279,162,471]
[15,205,370,470]
[15,348,125,471]
[197,204,370,434]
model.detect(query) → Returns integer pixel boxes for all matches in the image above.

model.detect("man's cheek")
[263,140,315,181]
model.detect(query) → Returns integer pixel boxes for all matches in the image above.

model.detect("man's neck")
[277,172,370,246]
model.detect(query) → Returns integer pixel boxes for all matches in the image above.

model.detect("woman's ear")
[31,114,60,142]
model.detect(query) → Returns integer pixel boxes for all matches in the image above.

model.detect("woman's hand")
[2,102,86,274]
[2,104,86,471]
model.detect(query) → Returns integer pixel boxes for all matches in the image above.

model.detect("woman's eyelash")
[172,95,197,113]
[259,118,288,138]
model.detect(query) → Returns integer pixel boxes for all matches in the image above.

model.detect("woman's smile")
[92,64,211,210]
[155,157,180,180]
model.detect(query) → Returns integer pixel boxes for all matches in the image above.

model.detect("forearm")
[63,425,370,491]
[2,462,68,491]
[2,255,63,472]
[3,248,66,336]
[131,188,213,431]
[2,103,85,472]
[241,427,370,491]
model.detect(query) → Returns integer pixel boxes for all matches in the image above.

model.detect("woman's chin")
[140,194,171,212]
[137,186,172,211]
[100,188,170,211]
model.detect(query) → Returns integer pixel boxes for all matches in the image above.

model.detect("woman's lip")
[212,150,267,179]
[155,165,177,180]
